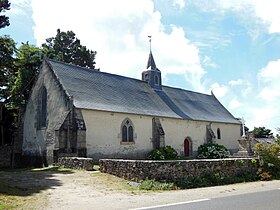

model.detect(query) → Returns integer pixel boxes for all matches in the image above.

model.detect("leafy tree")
[0,0,10,29]
[11,42,45,108]
[42,29,97,69]
[0,35,16,145]
[276,128,280,144]
[251,127,273,138]
[0,35,16,103]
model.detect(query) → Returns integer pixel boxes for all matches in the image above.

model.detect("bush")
[254,143,280,179]
[197,143,229,159]
[175,172,258,189]
[148,146,178,160]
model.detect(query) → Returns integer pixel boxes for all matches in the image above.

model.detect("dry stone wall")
[99,158,257,181]
[57,157,94,171]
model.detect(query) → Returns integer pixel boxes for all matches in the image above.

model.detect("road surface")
[134,189,280,210]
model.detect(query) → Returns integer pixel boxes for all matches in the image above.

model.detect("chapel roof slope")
[47,59,240,124]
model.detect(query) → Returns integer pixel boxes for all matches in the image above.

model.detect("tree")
[0,35,16,145]
[0,35,16,103]
[0,0,10,29]
[276,128,280,144]
[42,29,97,69]
[251,127,273,138]
[10,42,45,108]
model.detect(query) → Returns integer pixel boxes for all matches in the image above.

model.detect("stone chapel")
[23,51,241,165]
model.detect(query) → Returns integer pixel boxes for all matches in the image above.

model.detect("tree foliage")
[251,127,273,138]
[42,29,97,69]
[0,0,10,29]
[254,143,280,180]
[11,42,46,108]
[0,35,16,103]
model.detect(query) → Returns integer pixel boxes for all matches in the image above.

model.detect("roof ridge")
[48,58,149,85]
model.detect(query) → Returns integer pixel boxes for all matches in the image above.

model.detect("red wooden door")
[184,139,190,156]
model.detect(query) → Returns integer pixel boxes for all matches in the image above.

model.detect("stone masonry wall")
[99,158,257,182]
[57,157,94,171]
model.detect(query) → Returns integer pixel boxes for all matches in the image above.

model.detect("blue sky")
[1,0,280,133]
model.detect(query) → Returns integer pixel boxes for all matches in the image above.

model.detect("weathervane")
[148,35,152,52]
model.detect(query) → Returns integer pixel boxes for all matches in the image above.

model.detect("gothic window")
[217,128,221,139]
[121,118,134,142]
[154,75,159,84]
[38,86,47,128]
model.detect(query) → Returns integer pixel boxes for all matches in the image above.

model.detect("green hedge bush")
[148,146,178,160]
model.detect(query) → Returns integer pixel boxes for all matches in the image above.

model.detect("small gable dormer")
[142,52,162,90]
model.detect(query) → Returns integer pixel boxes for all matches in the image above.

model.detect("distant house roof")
[46,59,240,124]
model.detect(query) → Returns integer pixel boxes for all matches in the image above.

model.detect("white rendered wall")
[81,109,240,160]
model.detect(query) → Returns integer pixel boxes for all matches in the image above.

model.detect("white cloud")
[209,83,228,98]
[173,0,185,9]
[258,59,280,102]
[6,0,31,16]
[250,0,280,33]
[31,0,205,90]
[229,79,244,86]
[258,59,280,81]
[202,56,218,69]
[229,98,242,109]
[187,0,280,34]
[216,0,280,34]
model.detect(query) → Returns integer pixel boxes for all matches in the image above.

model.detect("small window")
[38,86,47,128]
[217,128,221,139]
[154,75,159,84]
[144,73,148,81]
[121,118,134,142]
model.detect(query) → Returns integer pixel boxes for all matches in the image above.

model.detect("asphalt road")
[135,189,280,210]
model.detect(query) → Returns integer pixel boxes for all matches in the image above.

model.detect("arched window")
[154,75,159,84]
[38,86,47,128]
[121,118,134,142]
[217,128,221,139]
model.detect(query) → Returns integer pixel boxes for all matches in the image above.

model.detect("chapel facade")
[22,52,241,165]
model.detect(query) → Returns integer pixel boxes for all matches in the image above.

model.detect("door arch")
[184,137,192,157]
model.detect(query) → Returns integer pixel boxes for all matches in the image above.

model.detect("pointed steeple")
[147,51,157,70]
[142,37,162,90]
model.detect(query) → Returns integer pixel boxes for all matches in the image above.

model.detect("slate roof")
[47,59,240,124]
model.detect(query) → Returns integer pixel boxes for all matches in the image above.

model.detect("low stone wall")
[99,158,258,181]
[57,157,94,171]
[0,146,12,168]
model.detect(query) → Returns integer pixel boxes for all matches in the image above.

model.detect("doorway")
[184,137,192,157]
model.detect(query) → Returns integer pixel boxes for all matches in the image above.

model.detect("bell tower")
[141,36,162,90]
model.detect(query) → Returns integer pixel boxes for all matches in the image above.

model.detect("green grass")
[139,179,176,191]
[0,203,16,210]
[93,164,100,171]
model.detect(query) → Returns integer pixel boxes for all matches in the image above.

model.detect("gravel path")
[2,169,280,210]
[43,171,280,210]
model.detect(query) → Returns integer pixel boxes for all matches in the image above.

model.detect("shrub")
[175,172,258,189]
[148,146,178,160]
[254,143,280,178]
[197,143,229,159]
